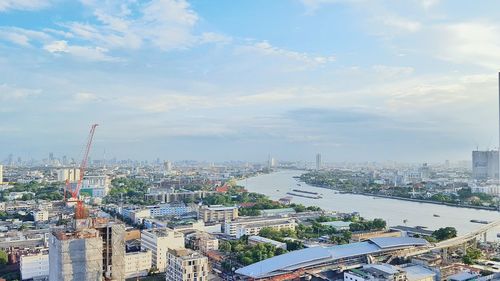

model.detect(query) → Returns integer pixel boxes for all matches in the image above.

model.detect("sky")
[1,0,500,162]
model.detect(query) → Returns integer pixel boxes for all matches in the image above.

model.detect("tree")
[462,247,482,264]
[0,250,8,266]
[432,227,457,241]
[372,218,387,230]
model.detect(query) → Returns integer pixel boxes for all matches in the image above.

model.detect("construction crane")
[64,124,99,219]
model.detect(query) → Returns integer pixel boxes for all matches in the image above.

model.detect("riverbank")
[302,182,499,212]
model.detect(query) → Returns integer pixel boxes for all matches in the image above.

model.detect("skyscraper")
[0,165,3,184]
[316,153,322,170]
[472,150,499,180]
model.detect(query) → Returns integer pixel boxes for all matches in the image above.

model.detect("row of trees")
[105,178,153,205]
[219,235,288,267]
[0,181,63,202]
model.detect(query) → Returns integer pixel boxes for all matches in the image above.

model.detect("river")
[238,170,500,241]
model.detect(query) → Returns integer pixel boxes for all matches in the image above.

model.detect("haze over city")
[1,0,500,162]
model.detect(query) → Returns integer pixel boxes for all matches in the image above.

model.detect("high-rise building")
[56,168,81,182]
[316,153,322,170]
[0,164,3,184]
[166,248,209,281]
[472,150,499,180]
[49,228,103,281]
[140,228,184,272]
[163,161,172,173]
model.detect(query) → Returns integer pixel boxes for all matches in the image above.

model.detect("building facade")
[166,248,209,281]
[124,250,152,279]
[472,150,499,180]
[199,205,238,223]
[140,228,184,272]
[224,217,296,238]
[20,252,49,280]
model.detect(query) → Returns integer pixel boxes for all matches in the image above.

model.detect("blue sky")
[1,0,499,162]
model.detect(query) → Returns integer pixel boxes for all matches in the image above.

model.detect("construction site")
[47,124,126,281]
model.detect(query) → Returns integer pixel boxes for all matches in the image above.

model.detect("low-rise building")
[225,217,296,238]
[320,221,352,231]
[260,208,296,217]
[166,248,209,281]
[344,264,407,281]
[447,272,479,281]
[248,235,287,250]
[200,205,238,223]
[30,210,49,222]
[20,251,49,280]
[125,250,152,279]
[186,232,219,254]
[140,228,184,272]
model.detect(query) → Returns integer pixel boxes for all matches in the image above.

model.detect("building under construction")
[94,219,126,281]
[48,218,126,281]
[49,228,103,281]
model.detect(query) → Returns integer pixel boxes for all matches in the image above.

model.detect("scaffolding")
[48,229,103,281]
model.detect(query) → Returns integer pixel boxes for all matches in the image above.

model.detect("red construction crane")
[65,124,98,219]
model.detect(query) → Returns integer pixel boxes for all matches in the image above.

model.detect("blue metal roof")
[368,237,428,249]
[235,237,428,279]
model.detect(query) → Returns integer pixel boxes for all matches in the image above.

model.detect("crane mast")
[66,124,98,219]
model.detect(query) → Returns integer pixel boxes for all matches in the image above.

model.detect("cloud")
[379,15,421,32]
[0,84,41,100]
[418,0,440,9]
[287,107,381,124]
[66,0,199,51]
[237,41,335,68]
[73,92,102,103]
[0,0,51,12]
[430,22,500,70]
[300,0,362,15]
[372,65,414,77]
[199,32,232,44]
[0,27,50,46]
[43,40,120,62]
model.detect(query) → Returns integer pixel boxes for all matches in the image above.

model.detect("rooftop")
[235,237,429,279]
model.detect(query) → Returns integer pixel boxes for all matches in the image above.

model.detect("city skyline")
[2,0,500,161]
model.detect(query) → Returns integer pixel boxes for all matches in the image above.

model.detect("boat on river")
[470,219,490,224]
[286,191,322,199]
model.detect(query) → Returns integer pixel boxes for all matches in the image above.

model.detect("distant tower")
[164,161,172,173]
[316,153,322,170]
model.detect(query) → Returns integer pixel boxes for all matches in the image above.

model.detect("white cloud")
[238,41,335,68]
[199,32,232,44]
[300,0,362,15]
[430,22,500,70]
[43,40,120,62]
[0,0,50,12]
[0,27,50,46]
[66,0,199,51]
[74,92,101,103]
[0,84,41,100]
[418,0,440,9]
[372,65,414,77]
[379,15,421,32]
